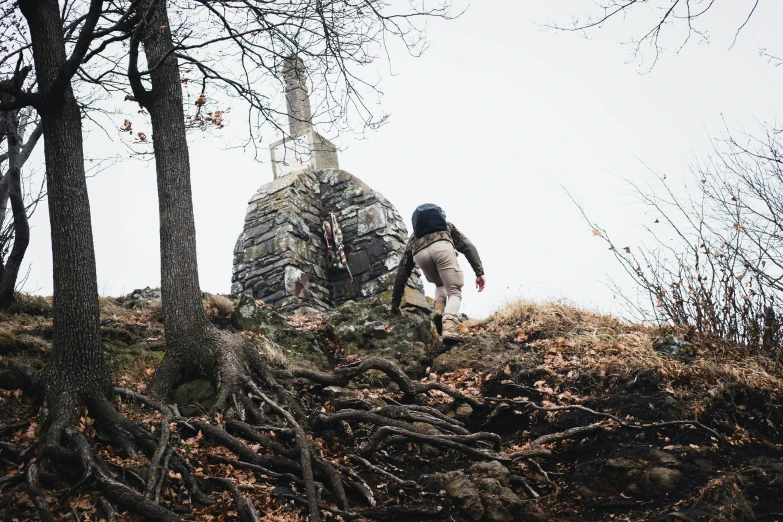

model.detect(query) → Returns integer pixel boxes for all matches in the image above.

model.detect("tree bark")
[133,0,214,397]
[19,0,112,438]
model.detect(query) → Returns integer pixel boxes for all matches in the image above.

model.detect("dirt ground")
[1,295,781,521]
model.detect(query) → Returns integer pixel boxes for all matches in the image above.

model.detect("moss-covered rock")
[322,298,434,377]
[231,294,435,375]
[433,335,520,373]
[231,294,329,370]
[172,379,217,416]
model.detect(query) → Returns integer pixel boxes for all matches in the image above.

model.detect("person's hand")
[391,305,403,315]
[476,275,486,292]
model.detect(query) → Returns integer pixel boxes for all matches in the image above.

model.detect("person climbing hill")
[391,203,485,342]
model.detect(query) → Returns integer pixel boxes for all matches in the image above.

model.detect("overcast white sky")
[18,0,783,318]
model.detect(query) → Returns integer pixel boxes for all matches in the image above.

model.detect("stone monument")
[231,56,427,312]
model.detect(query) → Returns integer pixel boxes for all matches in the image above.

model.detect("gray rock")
[362,321,390,339]
[172,380,216,416]
[473,478,523,522]
[322,386,357,398]
[650,449,681,466]
[412,422,441,457]
[646,467,682,491]
[122,287,162,309]
[433,335,519,373]
[231,295,435,374]
[231,294,329,370]
[347,250,371,275]
[455,402,474,421]
[357,203,387,235]
[653,334,696,358]
[400,285,432,313]
[600,454,683,498]
[323,299,433,376]
[469,461,511,488]
[604,457,644,471]
[422,466,524,522]
[297,306,322,316]
[423,471,484,521]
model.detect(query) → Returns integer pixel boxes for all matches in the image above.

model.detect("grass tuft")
[0,327,14,348]
[206,294,235,317]
[148,300,164,322]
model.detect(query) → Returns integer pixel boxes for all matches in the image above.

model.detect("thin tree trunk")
[0,174,10,232]
[0,111,31,306]
[19,0,112,435]
[0,172,8,285]
[134,0,214,397]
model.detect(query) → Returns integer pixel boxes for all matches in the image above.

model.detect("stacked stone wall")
[232,169,426,312]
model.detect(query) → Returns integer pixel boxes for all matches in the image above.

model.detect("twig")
[532,423,601,447]
[511,475,540,499]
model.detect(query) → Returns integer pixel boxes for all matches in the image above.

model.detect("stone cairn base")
[232,168,427,313]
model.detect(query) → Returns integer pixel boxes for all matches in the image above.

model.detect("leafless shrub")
[575,126,783,355]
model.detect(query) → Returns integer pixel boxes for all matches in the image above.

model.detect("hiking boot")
[432,298,446,335]
[441,314,463,344]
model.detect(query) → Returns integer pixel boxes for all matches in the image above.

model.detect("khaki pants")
[413,240,464,317]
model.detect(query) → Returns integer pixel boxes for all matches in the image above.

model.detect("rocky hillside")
[1,291,782,521]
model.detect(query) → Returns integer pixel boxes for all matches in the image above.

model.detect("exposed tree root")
[249,383,324,522]
[347,454,417,488]
[361,425,510,462]
[98,498,118,522]
[532,423,602,447]
[6,349,732,521]
[274,491,444,520]
[26,459,53,522]
[486,397,723,441]
[288,356,485,408]
[204,453,308,486]
[210,477,262,522]
[65,428,182,522]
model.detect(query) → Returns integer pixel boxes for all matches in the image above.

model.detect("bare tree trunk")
[0,111,32,306]
[132,0,215,398]
[0,174,10,231]
[19,0,112,439]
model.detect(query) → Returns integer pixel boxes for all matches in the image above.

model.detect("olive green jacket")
[391,222,484,308]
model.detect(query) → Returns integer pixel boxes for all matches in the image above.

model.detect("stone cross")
[283,55,312,137]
